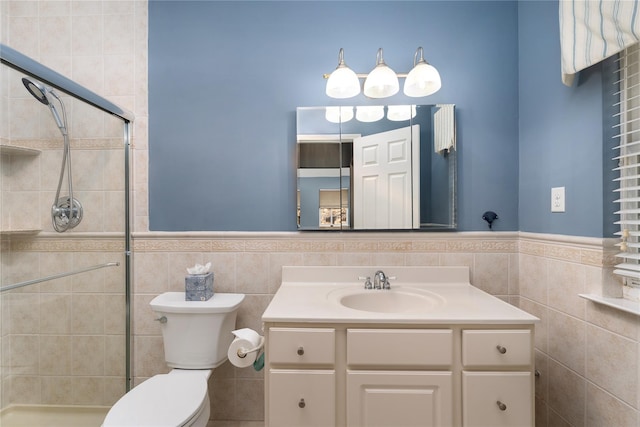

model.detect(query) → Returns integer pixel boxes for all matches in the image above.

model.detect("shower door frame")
[0,43,134,393]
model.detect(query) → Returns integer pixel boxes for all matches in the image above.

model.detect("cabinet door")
[268,369,335,427]
[462,371,532,427]
[347,370,453,427]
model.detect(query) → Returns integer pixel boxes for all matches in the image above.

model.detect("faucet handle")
[383,277,391,290]
[363,277,373,289]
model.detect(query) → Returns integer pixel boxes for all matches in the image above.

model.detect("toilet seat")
[102,372,208,427]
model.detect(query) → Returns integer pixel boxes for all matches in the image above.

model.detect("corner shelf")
[579,293,640,316]
[0,144,41,156]
[0,229,41,236]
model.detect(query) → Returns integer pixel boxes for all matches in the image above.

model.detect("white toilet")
[102,291,245,427]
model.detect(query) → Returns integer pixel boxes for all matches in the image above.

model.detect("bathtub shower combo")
[0,44,133,424]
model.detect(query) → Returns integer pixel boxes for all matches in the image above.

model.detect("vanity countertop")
[262,266,539,325]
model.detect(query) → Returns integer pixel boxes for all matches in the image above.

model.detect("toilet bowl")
[102,292,245,427]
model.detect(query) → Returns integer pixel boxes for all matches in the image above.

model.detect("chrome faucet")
[373,270,390,290]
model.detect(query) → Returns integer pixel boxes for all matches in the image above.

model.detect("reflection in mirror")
[296,105,456,231]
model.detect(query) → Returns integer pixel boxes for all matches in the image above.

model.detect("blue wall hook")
[482,211,498,229]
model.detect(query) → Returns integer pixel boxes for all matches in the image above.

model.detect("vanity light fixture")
[363,48,399,98]
[387,105,417,121]
[324,47,441,99]
[325,106,354,123]
[355,105,385,122]
[403,47,442,97]
[325,49,361,99]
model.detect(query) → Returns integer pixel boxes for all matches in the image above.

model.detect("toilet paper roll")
[227,328,263,368]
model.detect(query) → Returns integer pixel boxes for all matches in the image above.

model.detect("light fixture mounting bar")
[323,73,409,79]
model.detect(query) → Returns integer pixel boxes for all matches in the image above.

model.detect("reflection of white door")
[353,125,420,229]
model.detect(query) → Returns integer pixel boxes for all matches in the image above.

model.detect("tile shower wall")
[1,238,127,406]
[2,0,149,232]
[1,0,147,410]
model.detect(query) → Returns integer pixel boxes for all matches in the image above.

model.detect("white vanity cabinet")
[262,267,539,427]
[264,325,535,427]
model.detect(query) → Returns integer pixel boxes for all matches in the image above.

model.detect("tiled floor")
[0,405,265,427]
[0,405,110,427]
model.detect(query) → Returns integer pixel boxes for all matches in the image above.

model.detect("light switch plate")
[551,187,565,213]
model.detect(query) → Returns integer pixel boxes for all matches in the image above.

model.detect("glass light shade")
[387,105,417,121]
[403,62,442,97]
[325,106,354,123]
[326,66,361,98]
[356,105,384,122]
[364,64,399,98]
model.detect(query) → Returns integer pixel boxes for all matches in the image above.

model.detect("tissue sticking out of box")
[187,262,211,275]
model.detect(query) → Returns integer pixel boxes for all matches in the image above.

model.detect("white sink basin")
[328,287,445,314]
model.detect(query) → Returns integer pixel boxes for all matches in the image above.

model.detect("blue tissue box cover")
[185,272,214,301]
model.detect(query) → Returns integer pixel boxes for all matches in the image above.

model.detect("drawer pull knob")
[496,345,507,354]
[298,398,306,408]
[297,346,304,356]
[497,401,507,411]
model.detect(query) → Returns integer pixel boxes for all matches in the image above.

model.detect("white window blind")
[614,43,640,282]
[560,0,640,86]
[319,189,348,208]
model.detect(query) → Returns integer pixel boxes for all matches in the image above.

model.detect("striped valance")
[560,0,640,85]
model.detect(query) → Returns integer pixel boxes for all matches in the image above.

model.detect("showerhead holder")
[52,197,83,232]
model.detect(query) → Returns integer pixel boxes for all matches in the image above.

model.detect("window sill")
[579,293,640,316]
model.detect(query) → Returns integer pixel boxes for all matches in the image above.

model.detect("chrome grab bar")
[0,261,120,293]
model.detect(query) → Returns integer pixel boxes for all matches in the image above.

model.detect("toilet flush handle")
[155,316,167,324]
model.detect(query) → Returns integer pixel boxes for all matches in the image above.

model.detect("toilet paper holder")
[236,336,265,359]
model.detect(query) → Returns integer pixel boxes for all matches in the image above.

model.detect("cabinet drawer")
[347,329,453,367]
[268,328,335,366]
[462,330,531,367]
[269,369,335,427]
[462,371,532,427]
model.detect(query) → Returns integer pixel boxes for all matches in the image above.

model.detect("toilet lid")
[102,373,208,427]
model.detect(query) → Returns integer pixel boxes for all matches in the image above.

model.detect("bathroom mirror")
[296,105,456,230]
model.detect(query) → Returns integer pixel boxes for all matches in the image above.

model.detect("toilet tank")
[150,292,245,369]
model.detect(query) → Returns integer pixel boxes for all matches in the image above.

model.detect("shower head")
[22,77,50,105]
[21,77,67,135]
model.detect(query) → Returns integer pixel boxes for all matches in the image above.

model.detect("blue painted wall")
[149,1,520,232]
[149,1,613,236]
[517,1,612,238]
